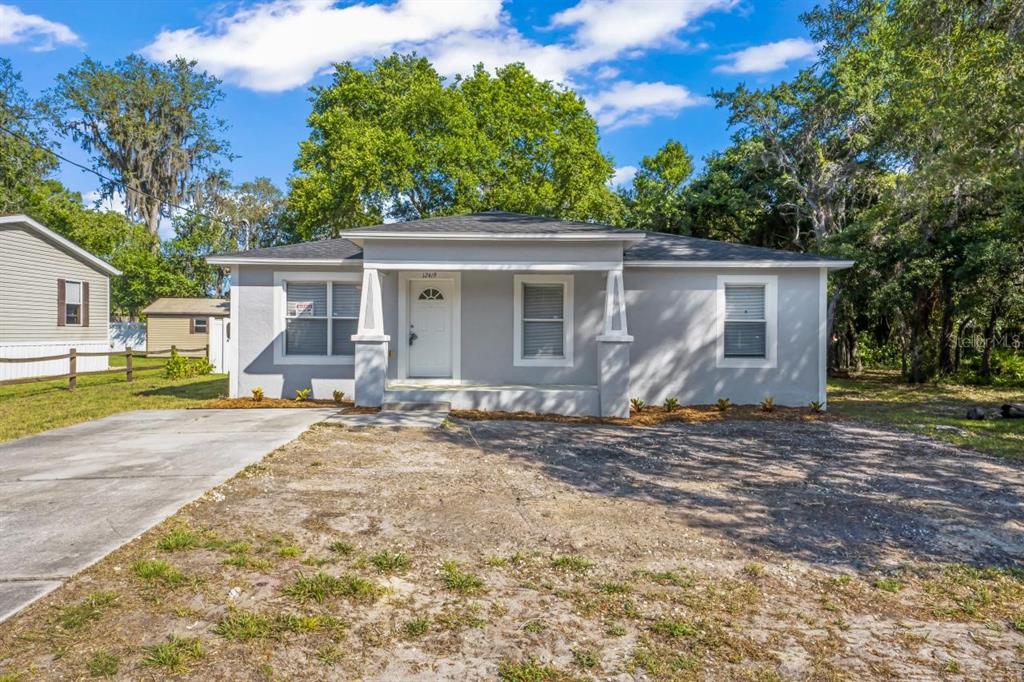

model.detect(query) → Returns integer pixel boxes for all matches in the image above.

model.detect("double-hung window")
[64,280,82,325]
[717,275,777,368]
[283,280,361,358]
[514,275,573,367]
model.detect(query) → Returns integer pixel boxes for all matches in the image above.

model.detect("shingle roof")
[344,211,641,236]
[143,298,230,316]
[212,237,363,261]
[207,211,848,265]
[623,231,847,263]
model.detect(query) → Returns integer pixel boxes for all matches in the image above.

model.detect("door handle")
[409,327,418,346]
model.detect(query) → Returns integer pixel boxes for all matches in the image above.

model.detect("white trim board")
[272,271,362,366]
[364,260,622,272]
[208,257,362,266]
[626,260,854,270]
[0,214,121,276]
[346,232,644,243]
[397,272,462,381]
[513,274,575,368]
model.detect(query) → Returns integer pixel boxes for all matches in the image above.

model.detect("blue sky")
[3,0,818,213]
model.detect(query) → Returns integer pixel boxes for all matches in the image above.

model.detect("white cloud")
[0,3,82,51]
[610,165,637,187]
[586,80,708,131]
[595,65,620,80]
[551,0,735,55]
[142,0,732,92]
[143,0,503,91]
[713,38,817,74]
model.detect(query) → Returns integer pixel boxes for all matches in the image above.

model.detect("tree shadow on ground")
[138,377,228,400]
[432,419,1024,571]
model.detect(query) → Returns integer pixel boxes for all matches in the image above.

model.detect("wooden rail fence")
[0,345,209,389]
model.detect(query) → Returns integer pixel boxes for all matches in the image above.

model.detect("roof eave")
[625,259,855,269]
[342,231,645,243]
[205,256,362,266]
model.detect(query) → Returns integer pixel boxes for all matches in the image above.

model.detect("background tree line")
[1,0,1020,385]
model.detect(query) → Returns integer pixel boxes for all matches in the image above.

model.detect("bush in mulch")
[450,404,835,426]
[200,397,358,410]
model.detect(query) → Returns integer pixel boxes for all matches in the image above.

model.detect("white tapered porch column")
[596,268,633,418]
[352,268,390,407]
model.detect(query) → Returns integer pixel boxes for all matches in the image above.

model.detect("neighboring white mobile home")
[208,212,853,417]
[0,214,120,381]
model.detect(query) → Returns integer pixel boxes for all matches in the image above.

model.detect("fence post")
[204,344,209,360]
[126,346,134,382]
[68,347,77,390]
[171,344,177,357]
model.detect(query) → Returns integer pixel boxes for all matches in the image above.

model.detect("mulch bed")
[198,398,378,415]
[451,404,835,426]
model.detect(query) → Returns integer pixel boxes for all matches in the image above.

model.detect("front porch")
[351,265,634,417]
[384,381,601,415]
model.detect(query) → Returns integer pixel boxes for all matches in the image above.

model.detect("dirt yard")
[1,419,1022,680]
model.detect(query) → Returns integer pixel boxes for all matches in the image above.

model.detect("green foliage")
[332,389,345,404]
[251,387,264,402]
[760,396,775,413]
[809,400,825,413]
[283,571,380,604]
[140,635,203,671]
[58,592,118,631]
[132,559,185,586]
[369,550,410,574]
[630,398,646,413]
[620,140,694,233]
[715,398,731,412]
[439,560,485,594]
[289,54,619,238]
[663,397,680,411]
[157,525,199,552]
[164,349,213,380]
[45,55,229,238]
[294,388,312,402]
[550,555,593,573]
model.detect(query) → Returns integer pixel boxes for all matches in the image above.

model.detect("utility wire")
[0,123,231,228]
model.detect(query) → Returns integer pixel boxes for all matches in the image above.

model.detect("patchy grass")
[140,635,203,672]
[830,370,1024,459]
[0,355,225,442]
[439,560,485,594]
[2,422,1022,680]
[370,550,411,574]
[57,592,118,631]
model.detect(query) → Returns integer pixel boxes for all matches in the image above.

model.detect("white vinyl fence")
[0,341,109,382]
[110,322,146,351]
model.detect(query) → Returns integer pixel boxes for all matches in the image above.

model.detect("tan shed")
[143,298,229,358]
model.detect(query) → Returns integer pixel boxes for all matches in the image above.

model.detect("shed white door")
[209,317,225,373]
[409,281,452,378]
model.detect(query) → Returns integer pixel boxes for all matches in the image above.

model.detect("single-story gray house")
[207,211,853,417]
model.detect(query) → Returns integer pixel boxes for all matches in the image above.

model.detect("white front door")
[408,280,453,378]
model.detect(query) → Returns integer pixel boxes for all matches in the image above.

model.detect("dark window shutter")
[82,281,90,327]
[189,318,195,334]
[57,279,66,326]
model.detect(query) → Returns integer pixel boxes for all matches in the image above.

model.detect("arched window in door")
[418,288,445,301]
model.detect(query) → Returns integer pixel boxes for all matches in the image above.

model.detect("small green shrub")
[332,389,345,404]
[163,349,213,380]
[327,540,354,555]
[715,397,732,412]
[141,635,203,671]
[251,387,264,402]
[215,611,274,641]
[651,618,697,638]
[760,396,775,412]
[440,560,485,594]
[157,525,199,552]
[283,571,380,604]
[809,400,825,413]
[663,397,680,411]
[403,617,431,638]
[873,578,903,593]
[630,398,646,413]
[132,559,185,586]
[295,388,312,402]
[550,555,593,573]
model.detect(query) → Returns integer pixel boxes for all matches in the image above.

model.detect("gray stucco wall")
[625,267,822,406]
[234,264,360,399]
[233,261,823,407]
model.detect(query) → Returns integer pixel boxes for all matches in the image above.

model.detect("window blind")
[522,283,564,358]
[287,282,327,317]
[724,284,766,358]
[332,284,360,318]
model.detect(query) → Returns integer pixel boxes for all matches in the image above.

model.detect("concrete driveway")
[0,408,332,622]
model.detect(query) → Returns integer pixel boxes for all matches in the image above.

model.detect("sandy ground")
[1,418,1022,680]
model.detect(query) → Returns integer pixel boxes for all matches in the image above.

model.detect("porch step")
[381,401,452,412]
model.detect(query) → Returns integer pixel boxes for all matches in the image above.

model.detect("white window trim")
[64,279,83,326]
[716,274,778,369]
[513,274,574,368]
[273,271,362,365]
[193,317,208,334]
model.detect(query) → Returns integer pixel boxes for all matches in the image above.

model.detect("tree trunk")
[953,318,969,372]
[147,203,162,252]
[980,301,1001,380]
[937,276,955,374]
[907,286,936,384]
